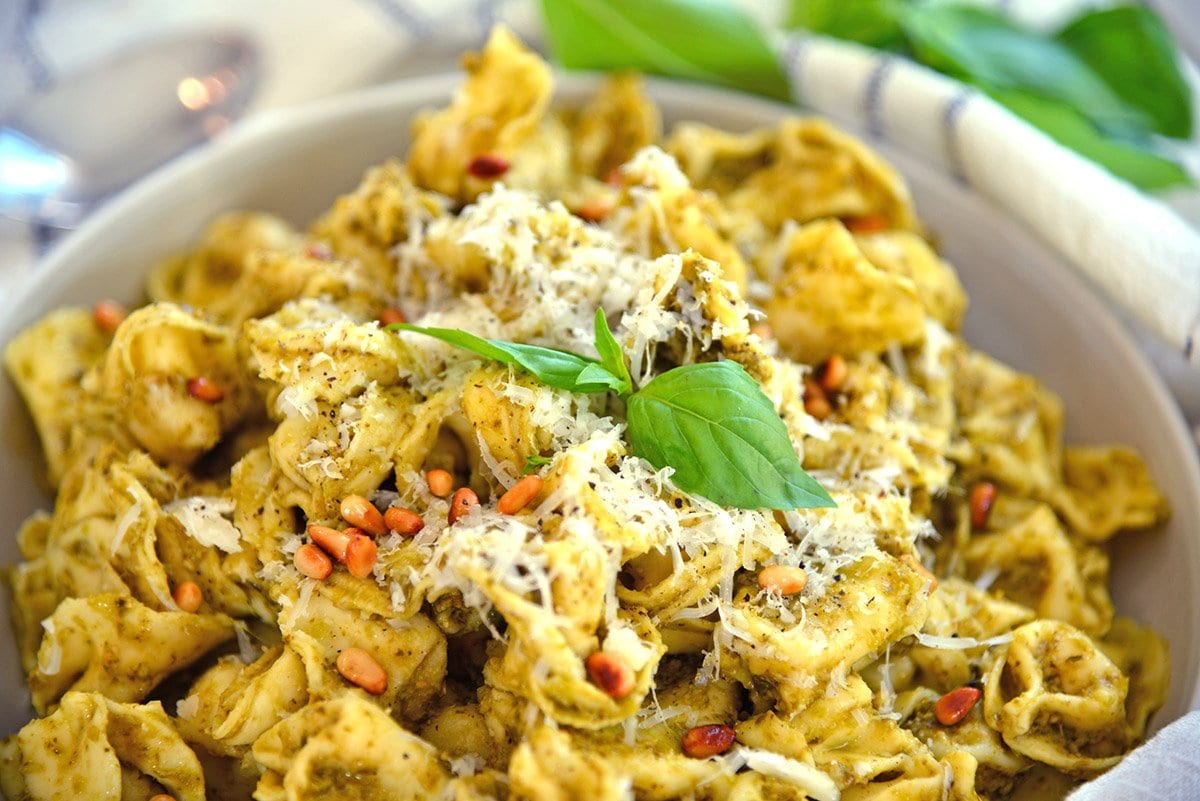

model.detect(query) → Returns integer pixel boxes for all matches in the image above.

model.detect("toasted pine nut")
[186,376,225,403]
[378,306,406,326]
[757,565,808,596]
[900,554,938,592]
[467,153,510,179]
[308,524,353,561]
[935,686,982,726]
[816,354,848,394]
[803,379,832,421]
[92,300,128,334]
[294,543,333,580]
[681,724,737,759]
[340,495,387,537]
[585,652,635,699]
[336,647,388,695]
[448,487,479,525]
[844,214,889,234]
[426,469,454,498]
[345,534,378,579]
[173,581,202,613]
[969,482,997,530]
[498,475,543,515]
[384,506,425,536]
[304,242,333,260]
[576,198,613,223]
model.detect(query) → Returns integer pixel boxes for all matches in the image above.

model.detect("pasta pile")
[0,27,1171,801]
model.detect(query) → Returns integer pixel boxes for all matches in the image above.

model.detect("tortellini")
[0,693,206,801]
[1,26,1169,801]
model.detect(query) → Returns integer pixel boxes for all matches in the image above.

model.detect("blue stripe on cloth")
[15,0,53,90]
[361,0,434,38]
[942,88,974,186]
[862,57,896,140]
[473,0,501,39]
[781,36,810,105]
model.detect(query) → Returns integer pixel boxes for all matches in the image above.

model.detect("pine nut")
[935,686,982,726]
[384,506,425,536]
[585,652,635,699]
[339,495,387,537]
[149,795,177,801]
[757,565,808,595]
[378,306,406,326]
[576,198,613,223]
[336,647,388,695]
[497,475,542,515]
[304,242,332,260]
[308,524,354,561]
[969,482,997,530]
[345,534,378,579]
[900,554,938,592]
[294,543,333,580]
[92,299,127,334]
[186,376,225,403]
[816,354,848,393]
[467,153,510,179]
[448,487,479,525]
[173,581,202,613]
[844,214,889,234]
[426,469,454,498]
[681,724,736,759]
[803,378,832,421]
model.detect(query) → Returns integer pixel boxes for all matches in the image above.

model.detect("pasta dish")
[0,28,1171,801]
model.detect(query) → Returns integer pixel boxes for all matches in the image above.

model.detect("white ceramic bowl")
[2,75,1198,737]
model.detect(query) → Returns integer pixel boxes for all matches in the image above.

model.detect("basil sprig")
[390,314,834,511]
[540,0,790,101]
[627,361,834,509]
[388,320,628,395]
[541,0,1193,190]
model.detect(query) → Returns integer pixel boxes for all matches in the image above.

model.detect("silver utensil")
[0,30,257,244]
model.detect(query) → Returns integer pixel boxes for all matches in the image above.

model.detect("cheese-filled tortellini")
[1,25,1168,801]
[0,693,206,801]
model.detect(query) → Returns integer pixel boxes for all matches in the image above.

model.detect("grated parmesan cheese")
[110,485,143,557]
[176,694,201,720]
[36,618,60,676]
[737,748,840,801]
[165,496,242,553]
[913,632,1013,650]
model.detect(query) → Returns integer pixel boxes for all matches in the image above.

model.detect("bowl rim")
[5,71,1200,716]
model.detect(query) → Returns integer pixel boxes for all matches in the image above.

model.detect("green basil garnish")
[392,314,832,511]
[626,361,834,510]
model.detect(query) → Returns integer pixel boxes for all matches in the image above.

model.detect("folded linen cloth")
[1067,710,1200,800]
[780,32,1200,371]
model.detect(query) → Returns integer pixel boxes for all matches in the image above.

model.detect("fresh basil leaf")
[992,89,1193,190]
[389,323,627,393]
[1057,6,1192,139]
[592,309,633,396]
[785,0,907,51]
[524,454,553,474]
[540,0,791,101]
[626,361,835,510]
[899,5,1149,136]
